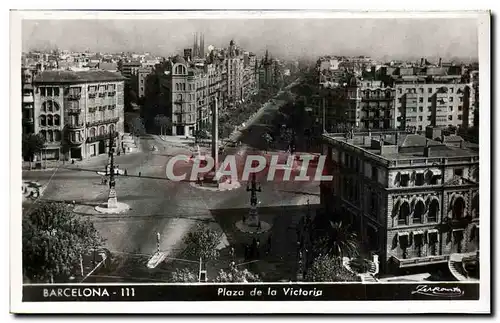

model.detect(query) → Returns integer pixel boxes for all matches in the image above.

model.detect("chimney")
[438,57,442,67]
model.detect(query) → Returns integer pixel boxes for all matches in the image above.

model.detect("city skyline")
[22,18,479,61]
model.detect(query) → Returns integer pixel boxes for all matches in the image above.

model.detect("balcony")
[108,91,116,97]
[67,93,81,100]
[87,131,119,143]
[89,93,97,99]
[86,117,120,127]
[391,254,449,268]
[23,117,34,124]
[68,133,84,145]
[66,123,84,130]
[98,93,106,98]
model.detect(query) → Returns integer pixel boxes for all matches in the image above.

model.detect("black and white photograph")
[9,10,491,314]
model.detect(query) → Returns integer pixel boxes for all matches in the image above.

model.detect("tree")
[154,114,172,136]
[214,267,261,283]
[305,255,359,282]
[22,202,104,283]
[170,268,198,283]
[128,117,146,140]
[183,224,222,262]
[313,221,359,259]
[22,133,46,169]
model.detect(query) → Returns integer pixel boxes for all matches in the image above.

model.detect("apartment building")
[32,70,126,160]
[320,128,479,275]
[163,55,224,136]
[394,74,476,132]
[22,67,38,135]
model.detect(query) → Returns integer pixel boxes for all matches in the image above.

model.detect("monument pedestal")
[107,188,118,209]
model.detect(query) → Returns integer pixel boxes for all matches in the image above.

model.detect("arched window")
[175,83,179,91]
[47,130,53,142]
[40,115,46,126]
[89,127,96,137]
[175,65,186,75]
[453,196,466,219]
[39,130,46,140]
[109,124,115,134]
[54,130,61,141]
[54,114,60,126]
[428,199,439,222]
[413,200,425,224]
[41,102,46,112]
[398,201,410,225]
[177,94,183,101]
[98,126,105,135]
[47,115,53,126]
[47,101,53,112]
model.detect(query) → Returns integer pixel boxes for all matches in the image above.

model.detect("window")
[40,88,46,96]
[413,201,424,224]
[398,98,402,103]
[458,115,462,120]
[54,115,60,126]
[47,88,53,96]
[428,199,439,222]
[47,130,53,142]
[398,202,410,225]
[47,115,53,126]
[419,88,424,94]
[39,130,46,140]
[428,232,438,255]
[448,115,453,121]
[371,166,378,181]
[449,97,453,102]
[418,125,423,131]
[419,116,423,121]
[54,88,59,96]
[419,97,423,103]
[454,168,464,177]
[54,130,61,141]
[414,233,424,257]
[427,116,432,121]
[459,97,463,102]
[428,88,432,93]
[40,115,46,126]
[400,174,410,187]
[415,173,424,186]
[428,107,432,112]
[458,106,463,111]
[450,88,454,94]
[427,98,432,103]
[398,88,402,94]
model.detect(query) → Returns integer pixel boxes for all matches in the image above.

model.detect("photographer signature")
[411,285,464,298]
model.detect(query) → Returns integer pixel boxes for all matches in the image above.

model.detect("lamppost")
[246,172,261,227]
[106,132,118,209]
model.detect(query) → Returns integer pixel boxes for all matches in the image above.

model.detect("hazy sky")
[22,18,479,61]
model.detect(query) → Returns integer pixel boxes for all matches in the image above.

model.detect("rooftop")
[33,70,126,84]
[323,131,478,165]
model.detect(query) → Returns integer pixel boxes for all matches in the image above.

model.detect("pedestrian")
[139,171,142,177]
[124,169,128,176]
[71,159,75,164]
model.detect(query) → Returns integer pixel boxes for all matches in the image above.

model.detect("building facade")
[394,75,476,132]
[32,70,126,160]
[320,129,479,275]
[22,67,37,135]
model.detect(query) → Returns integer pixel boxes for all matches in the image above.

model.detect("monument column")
[211,97,219,171]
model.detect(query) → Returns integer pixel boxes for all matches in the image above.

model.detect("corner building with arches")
[320,128,479,275]
[33,70,126,160]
